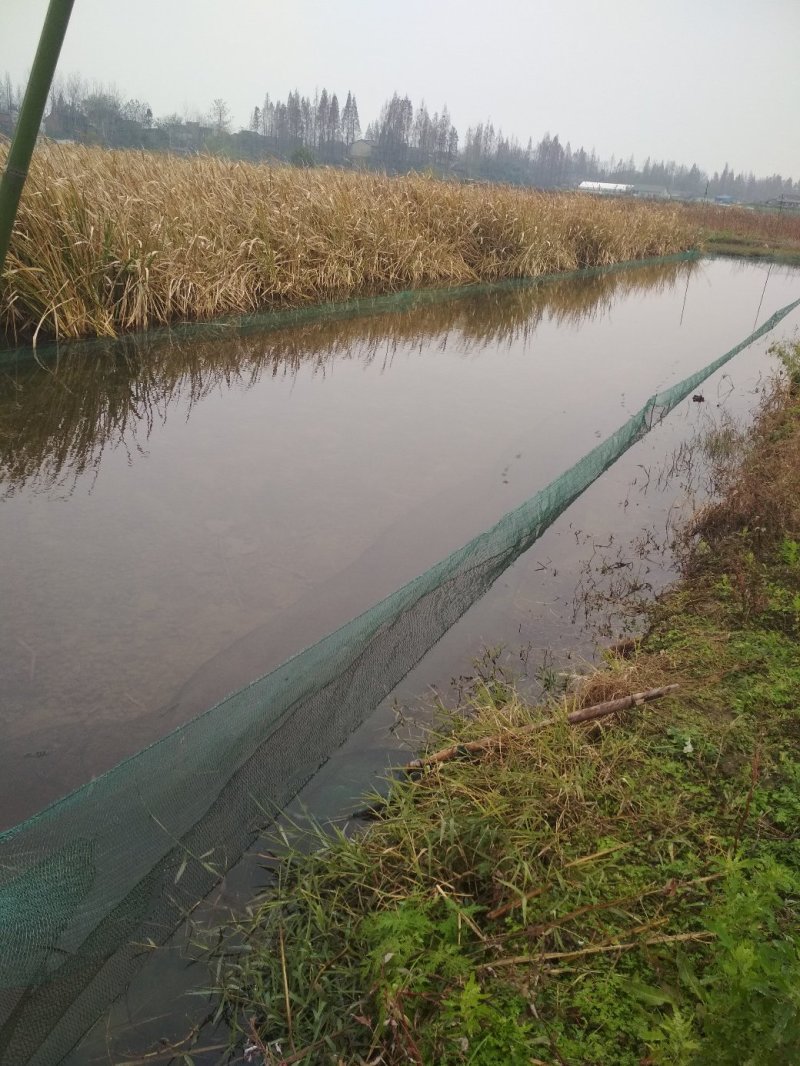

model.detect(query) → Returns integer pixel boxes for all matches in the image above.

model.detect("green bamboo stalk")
[0,0,75,277]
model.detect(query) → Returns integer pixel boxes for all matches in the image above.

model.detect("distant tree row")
[458,128,797,203]
[362,94,459,171]
[1,71,797,202]
[248,89,361,164]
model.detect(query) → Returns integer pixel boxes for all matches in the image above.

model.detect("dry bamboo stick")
[406,684,679,770]
[479,929,715,970]
[487,868,721,925]
[567,684,679,722]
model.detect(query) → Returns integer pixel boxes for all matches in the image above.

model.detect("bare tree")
[210,97,231,134]
[0,73,19,113]
[64,72,87,112]
[341,91,361,146]
[122,98,152,126]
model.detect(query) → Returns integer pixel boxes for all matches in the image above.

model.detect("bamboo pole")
[406,684,679,769]
[0,0,76,277]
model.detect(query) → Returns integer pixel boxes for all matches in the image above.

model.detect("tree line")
[0,71,797,202]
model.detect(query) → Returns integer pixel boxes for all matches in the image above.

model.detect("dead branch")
[480,928,715,970]
[406,684,679,770]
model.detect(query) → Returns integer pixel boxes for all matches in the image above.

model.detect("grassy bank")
[0,144,696,342]
[212,345,800,1065]
[704,236,800,268]
[686,202,800,265]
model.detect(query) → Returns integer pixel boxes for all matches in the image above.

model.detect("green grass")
[208,357,800,1065]
[703,233,800,267]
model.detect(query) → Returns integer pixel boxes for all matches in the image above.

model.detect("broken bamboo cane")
[406,684,679,770]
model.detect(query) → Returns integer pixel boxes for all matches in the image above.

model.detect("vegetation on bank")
[0,144,697,343]
[688,202,800,265]
[212,344,800,1065]
[3,142,799,344]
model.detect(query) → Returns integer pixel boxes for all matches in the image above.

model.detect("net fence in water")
[1,282,799,1065]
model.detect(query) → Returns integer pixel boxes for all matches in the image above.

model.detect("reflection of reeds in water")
[0,259,695,493]
[0,144,697,342]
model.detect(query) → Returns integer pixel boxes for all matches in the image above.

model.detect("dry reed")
[685,201,800,248]
[0,258,693,493]
[0,143,698,342]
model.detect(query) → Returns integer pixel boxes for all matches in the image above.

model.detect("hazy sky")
[3,0,798,177]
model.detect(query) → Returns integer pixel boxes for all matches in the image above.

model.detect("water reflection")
[0,260,692,494]
[5,255,795,836]
[3,255,798,1066]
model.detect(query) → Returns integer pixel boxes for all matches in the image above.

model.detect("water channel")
[2,255,800,1063]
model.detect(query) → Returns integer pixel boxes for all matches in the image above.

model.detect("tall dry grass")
[685,201,800,248]
[0,143,698,342]
[0,258,693,493]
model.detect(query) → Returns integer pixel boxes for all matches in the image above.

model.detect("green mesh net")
[1,266,798,1065]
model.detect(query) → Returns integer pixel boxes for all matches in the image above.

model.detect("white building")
[578,181,636,195]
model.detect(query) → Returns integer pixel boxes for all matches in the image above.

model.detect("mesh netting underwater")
[1,271,799,1065]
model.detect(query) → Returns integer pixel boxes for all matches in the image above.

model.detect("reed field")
[0,143,698,342]
[686,201,800,265]
[686,201,800,247]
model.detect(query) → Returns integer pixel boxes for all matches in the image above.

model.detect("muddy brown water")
[2,256,800,1064]
[1,258,799,833]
